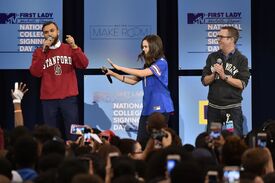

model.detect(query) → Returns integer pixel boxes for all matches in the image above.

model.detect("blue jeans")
[207,106,243,136]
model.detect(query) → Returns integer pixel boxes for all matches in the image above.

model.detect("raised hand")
[11,82,28,103]
[107,58,121,71]
[66,35,78,49]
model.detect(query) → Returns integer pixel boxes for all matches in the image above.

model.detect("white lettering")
[19,24,42,30]
[19,31,43,38]
[19,46,32,52]
[113,103,142,109]
[19,38,43,45]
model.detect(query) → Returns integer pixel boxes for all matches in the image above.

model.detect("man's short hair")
[221,26,239,44]
[42,21,59,31]
[241,148,270,176]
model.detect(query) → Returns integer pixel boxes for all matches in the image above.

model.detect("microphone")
[216,58,222,65]
[43,36,53,52]
[102,67,113,83]
[215,58,223,79]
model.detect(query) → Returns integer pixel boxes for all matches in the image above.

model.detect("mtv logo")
[0,13,17,24]
[187,13,204,24]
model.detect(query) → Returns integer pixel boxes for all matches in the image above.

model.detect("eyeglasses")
[217,35,232,39]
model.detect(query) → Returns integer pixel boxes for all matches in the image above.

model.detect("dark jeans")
[136,113,170,150]
[207,106,243,136]
[42,96,79,140]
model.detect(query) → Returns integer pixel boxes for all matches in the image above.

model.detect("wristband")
[14,110,22,113]
[122,76,125,82]
[13,99,21,103]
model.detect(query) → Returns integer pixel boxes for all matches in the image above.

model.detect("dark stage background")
[0,0,274,136]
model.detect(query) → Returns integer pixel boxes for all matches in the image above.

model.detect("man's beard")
[51,35,59,46]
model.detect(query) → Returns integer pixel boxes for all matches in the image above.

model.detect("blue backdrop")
[84,0,157,68]
[0,0,62,69]
[178,0,251,70]
[84,75,143,139]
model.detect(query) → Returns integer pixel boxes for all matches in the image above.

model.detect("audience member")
[242,147,274,177]
[0,175,10,183]
[14,135,39,181]
[5,82,275,183]
[71,174,104,183]
[0,158,12,181]
[263,172,275,183]
[195,132,211,149]
[37,153,64,173]
[41,137,66,156]
[181,143,195,152]
[110,156,137,182]
[259,120,275,165]
[240,172,264,183]
[99,130,116,144]
[77,153,106,180]
[56,158,88,183]
[142,112,168,149]
[170,160,204,183]
[117,138,143,160]
[97,144,121,162]
[221,135,248,166]
[112,175,140,183]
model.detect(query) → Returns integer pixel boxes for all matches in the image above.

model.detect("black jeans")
[207,106,243,136]
[42,96,79,140]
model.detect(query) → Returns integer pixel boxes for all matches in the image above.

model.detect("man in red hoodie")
[30,21,89,140]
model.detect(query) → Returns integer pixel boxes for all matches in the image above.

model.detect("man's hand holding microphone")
[212,58,226,80]
[42,36,53,52]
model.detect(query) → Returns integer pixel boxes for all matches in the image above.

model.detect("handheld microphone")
[215,58,223,79]
[43,36,53,52]
[216,58,222,65]
[102,67,113,83]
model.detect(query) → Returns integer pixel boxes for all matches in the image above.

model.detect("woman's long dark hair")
[138,34,165,68]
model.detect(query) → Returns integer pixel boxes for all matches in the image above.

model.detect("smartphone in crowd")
[210,122,222,139]
[166,154,181,175]
[207,170,219,183]
[223,166,240,183]
[257,132,267,148]
[108,152,119,167]
[70,124,89,135]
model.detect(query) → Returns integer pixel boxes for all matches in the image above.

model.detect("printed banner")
[84,0,157,68]
[0,0,62,69]
[178,0,251,70]
[84,75,143,139]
